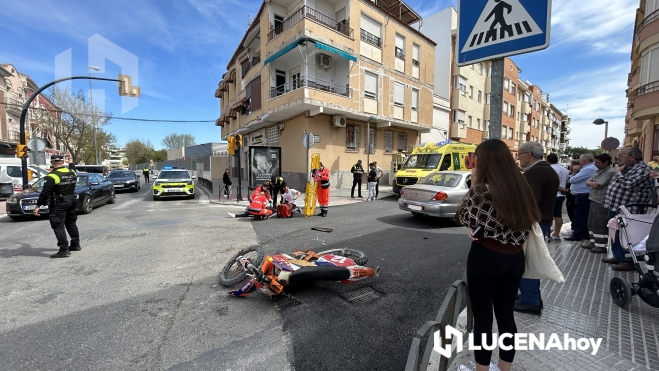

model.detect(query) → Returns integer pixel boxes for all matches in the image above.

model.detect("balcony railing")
[8,130,20,142]
[6,98,24,114]
[269,76,350,99]
[412,59,420,67]
[251,56,261,67]
[395,47,405,60]
[637,9,659,34]
[637,80,659,96]
[267,6,353,42]
[360,29,382,48]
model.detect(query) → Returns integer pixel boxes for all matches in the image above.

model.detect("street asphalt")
[0,181,472,371]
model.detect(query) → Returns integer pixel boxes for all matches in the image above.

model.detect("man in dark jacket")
[222,168,232,197]
[515,142,559,315]
[269,175,286,208]
[143,167,150,183]
[350,160,364,198]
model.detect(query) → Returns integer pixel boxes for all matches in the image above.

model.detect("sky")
[0,0,637,150]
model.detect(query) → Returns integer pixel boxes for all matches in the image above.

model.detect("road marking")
[113,198,142,210]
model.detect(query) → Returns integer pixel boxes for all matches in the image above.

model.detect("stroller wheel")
[610,277,633,309]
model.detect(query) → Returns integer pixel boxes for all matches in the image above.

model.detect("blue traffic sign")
[457,0,551,66]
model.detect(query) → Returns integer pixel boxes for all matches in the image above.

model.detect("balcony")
[450,122,467,139]
[6,98,23,115]
[521,102,531,114]
[8,130,20,143]
[632,81,659,120]
[267,6,353,42]
[269,76,350,99]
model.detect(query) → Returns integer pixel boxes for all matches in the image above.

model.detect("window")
[411,88,419,110]
[385,131,393,153]
[267,126,279,144]
[486,93,491,104]
[7,166,21,177]
[346,124,360,151]
[488,66,492,77]
[510,83,516,95]
[525,93,531,104]
[485,120,490,131]
[397,133,407,152]
[503,102,509,114]
[508,129,513,140]
[510,105,515,117]
[478,63,483,75]
[453,109,466,123]
[365,72,378,99]
[640,44,659,87]
[241,58,251,78]
[468,116,473,128]
[394,82,405,106]
[360,14,382,48]
[395,34,405,59]
[274,14,284,32]
[522,113,528,122]
[365,124,375,154]
[412,44,420,66]
[504,78,509,90]
[454,76,467,92]
[646,0,658,15]
[477,119,481,130]
[469,86,473,98]
[502,126,508,138]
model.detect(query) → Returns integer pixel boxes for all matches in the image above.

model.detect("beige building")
[214,0,436,189]
[625,0,659,161]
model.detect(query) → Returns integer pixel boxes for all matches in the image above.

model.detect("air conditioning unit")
[332,116,347,127]
[316,53,332,70]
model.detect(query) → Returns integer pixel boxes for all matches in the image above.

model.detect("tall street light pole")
[89,66,101,164]
[593,118,608,140]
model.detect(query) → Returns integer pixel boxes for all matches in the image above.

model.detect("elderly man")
[514,142,559,314]
[603,147,656,271]
[583,154,615,253]
[565,154,598,241]
[547,154,569,241]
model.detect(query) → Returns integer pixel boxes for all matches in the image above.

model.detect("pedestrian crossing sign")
[457,0,551,66]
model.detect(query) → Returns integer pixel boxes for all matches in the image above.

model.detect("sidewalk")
[447,231,658,371]
[199,177,395,207]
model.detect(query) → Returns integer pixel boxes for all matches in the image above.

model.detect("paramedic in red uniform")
[314,162,330,217]
[248,189,273,219]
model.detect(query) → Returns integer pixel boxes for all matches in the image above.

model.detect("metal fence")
[405,275,473,371]
[197,177,213,194]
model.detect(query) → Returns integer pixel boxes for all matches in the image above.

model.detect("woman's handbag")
[522,223,565,282]
[321,180,330,189]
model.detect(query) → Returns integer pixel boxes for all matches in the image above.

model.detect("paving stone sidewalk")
[448,236,659,371]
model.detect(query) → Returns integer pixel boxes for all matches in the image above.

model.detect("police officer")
[270,175,286,208]
[33,155,80,258]
[143,166,150,183]
[351,160,364,198]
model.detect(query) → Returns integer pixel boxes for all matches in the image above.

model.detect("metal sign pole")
[489,58,504,140]
[236,144,243,202]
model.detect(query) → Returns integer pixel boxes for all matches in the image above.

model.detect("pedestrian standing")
[565,154,598,241]
[374,161,383,199]
[547,154,569,241]
[515,142,559,315]
[602,147,655,271]
[33,155,80,258]
[314,162,330,217]
[350,160,364,198]
[366,163,377,201]
[583,154,615,253]
[222,168,232,197]
[457,139,541,371]
[565,159,580,225]
[143,166,150,183]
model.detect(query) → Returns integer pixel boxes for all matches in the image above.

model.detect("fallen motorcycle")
[219,246,378,303]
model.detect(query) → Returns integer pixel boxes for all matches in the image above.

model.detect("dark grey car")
[106,170,141,192]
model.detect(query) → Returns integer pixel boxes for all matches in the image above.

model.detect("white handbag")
[522,223,565,282]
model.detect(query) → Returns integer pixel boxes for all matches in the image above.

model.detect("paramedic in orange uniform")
[314,162,330,217]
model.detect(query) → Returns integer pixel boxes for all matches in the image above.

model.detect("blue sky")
[0,0,636,149]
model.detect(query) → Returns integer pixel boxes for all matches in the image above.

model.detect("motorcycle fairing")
[229,279,257,297]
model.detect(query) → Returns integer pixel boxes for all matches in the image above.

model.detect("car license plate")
[167,188,183,192]
[23,205,36,211]
[114,184,123,188]
[408,204,422,211]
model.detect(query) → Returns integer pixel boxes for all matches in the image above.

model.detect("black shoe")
[69,246,81,252]
[514,300,542,314]
[564,236,582,241]
[50,250,71,258]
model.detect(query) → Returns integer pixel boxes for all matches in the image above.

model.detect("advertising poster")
[249,146,281,188]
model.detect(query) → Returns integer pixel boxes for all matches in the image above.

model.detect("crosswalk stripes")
[469,21,533,48]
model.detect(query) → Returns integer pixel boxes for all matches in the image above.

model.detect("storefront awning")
[311,40,356,62]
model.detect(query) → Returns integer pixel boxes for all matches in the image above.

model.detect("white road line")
[113,198,143,210]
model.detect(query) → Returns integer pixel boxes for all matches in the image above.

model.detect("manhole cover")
[340,286,380,304]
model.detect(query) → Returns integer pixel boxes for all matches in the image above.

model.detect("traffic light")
[16,144,29,158]
[118,74,141,97]
[234,134,242,149]
[227,136,235,155]
[23,132,29,143]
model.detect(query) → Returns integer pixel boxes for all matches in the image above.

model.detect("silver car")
[398,171,472,224]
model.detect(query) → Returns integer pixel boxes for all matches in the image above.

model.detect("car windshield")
[401,154,442,170]
[158,171,190,180]
[108,171,134,178]
[418,173,463,187]
[31,176,88,190]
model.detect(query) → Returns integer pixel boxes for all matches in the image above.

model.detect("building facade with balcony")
[214,0,436,189]
[625,0,659,160]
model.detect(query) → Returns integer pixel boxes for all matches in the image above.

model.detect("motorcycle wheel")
[219,245,265,287]
[316,248,368,266]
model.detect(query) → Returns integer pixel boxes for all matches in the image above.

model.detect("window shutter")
[641,52,651,85]
[365,72,377,96]
[413,44,420,61]
[250,76,261,112]
[394,83,404,105]
[395,35,404,50]
[412,89,419,109]
[649,48,659,84]
[456,110,466,122]
[361,14,381,37]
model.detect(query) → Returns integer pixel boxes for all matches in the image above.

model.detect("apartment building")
[214,0,436,189]
[625,0,659,161]
[421,7,570,160]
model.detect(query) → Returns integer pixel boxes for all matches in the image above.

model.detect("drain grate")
[340,286,381,304]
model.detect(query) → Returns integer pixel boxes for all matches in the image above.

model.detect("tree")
[125,139,153,165]
[565,146,605,159]
[162,133,196,149]
[151,149,167,162]
[38,86,116,164]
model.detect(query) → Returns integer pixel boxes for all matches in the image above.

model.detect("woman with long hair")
[457,139,541,371]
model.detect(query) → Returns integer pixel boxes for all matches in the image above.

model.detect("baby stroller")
[609,204,659,309]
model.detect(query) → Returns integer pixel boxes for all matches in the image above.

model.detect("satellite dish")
[28,138,46,151]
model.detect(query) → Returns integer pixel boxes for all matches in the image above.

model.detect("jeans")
[367,181,376,200]
[518,223,551,307]
[573,194,591,239]
[609,210,632,263]
[351,177,362,197]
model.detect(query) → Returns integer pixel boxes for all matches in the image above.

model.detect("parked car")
[74,164,110,177]
[5,172,116,220]
[398,171,472,225]
[106,170,140,192]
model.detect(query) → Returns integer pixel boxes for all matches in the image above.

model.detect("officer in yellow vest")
[33,154,80,258]
[143,167,150,183]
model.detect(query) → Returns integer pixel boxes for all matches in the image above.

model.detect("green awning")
[264,39,305,65]
[311,40,356,62]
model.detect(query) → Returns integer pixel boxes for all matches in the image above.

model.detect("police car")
[152,166,195,200]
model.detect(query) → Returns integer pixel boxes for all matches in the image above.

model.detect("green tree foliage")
[565,146,604,159]
[162,133,196,149]
[125,139,153,165]
[151,149,167,162]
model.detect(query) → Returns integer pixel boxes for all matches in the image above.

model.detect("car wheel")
[107,190,116,204]
[153,195,159,201]
[81,195,93,214]
[412,212,424,217]
[451,215,463,226]
[188,193,195,199]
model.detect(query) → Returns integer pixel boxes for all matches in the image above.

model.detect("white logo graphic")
[461,0,542,53]
[434,326,603,358]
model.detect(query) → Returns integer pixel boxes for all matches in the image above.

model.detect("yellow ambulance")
[393,141,477,194]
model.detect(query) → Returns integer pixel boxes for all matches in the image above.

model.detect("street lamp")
[89,66,101,164]
[368,115,377,166]
[592,118,608,140]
